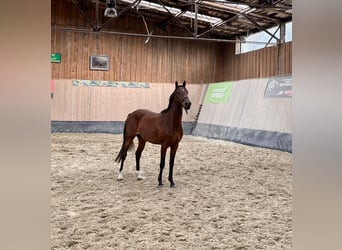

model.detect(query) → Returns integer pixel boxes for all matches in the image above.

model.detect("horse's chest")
[170,131,183,143]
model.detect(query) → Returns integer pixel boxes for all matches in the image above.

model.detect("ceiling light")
[104,0,118,18]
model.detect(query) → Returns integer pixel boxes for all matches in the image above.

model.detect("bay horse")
[115,80,191,188]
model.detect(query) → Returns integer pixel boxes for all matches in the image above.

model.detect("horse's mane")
[161,92,175,113]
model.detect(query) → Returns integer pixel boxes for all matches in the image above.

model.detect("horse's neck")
[165,103,183,127]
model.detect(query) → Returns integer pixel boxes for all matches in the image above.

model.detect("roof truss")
[53,0,292,44]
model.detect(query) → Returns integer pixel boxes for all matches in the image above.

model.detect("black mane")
[161,92,175,113]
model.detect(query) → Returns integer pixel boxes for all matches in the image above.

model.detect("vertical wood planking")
[51,27,292,82]
[71,33,78,78]
[222,42,292,81]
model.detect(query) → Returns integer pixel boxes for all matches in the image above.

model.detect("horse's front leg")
[158,145,168,187]
[168,143,179,188]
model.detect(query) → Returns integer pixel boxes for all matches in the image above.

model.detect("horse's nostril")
[185,102,191,109]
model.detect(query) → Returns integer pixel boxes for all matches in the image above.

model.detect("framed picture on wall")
[90,55,109,71]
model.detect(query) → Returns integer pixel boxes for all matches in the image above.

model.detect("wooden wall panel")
[51,80,205,122]
[222,42,292,81]
[52,29,228,84]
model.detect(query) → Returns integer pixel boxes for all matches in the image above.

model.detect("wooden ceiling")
[55,0,292,42]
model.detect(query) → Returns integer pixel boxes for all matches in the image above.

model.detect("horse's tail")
[115,121,135,163]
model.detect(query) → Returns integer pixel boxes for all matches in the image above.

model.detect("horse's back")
[125,109,159,133]
[127,109,159,120]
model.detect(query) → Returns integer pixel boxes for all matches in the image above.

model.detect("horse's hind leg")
[135,135,146,180]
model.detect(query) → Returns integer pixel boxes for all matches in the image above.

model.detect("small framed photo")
[90,55,109,71]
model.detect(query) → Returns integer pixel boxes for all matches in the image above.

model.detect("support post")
[95,0,99,31]
[194,1,198,38]
[277,22,285,75]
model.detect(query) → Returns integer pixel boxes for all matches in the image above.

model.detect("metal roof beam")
[156,0,196,37]
[197,14,239,38]
[71,0,97,31]
[241,13,280,42]
[52,25,277,45]
[264,25,279,47]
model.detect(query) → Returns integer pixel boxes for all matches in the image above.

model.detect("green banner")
[204,81,234,103]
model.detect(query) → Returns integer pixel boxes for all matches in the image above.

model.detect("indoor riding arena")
[51,0,292,249]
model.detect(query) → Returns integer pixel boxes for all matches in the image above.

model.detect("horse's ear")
[183,80,186,87]
[175,81,179,88]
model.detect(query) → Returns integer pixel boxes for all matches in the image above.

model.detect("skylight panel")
[121,0,181,15]
[183,11,222,25]
[121,0,223,25]
[222,3,250,12]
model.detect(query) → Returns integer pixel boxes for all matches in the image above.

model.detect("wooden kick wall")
[51,80,205,122]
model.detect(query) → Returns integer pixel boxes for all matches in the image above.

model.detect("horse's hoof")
[157,183,163,188]
[170,183,175,188]
[117,173,123,181]
[136,171,144,180]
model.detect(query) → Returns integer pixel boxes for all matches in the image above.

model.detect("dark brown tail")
[114,148,124,163]
[115,122,135,163]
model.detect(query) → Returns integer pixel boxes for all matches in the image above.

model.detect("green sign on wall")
[51,53,61,63]
[204,81,234,104]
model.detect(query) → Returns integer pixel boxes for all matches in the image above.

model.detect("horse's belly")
[140,129,182,145]
[138,129,163,144]
[133,111,183,145]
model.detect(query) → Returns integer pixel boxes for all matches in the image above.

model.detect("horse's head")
[174,80,191,113]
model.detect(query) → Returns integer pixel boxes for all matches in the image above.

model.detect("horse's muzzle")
[184,101,191,110]
[183,100,191,114]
